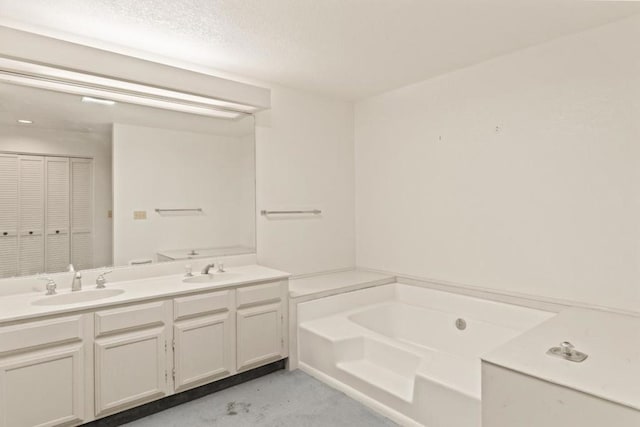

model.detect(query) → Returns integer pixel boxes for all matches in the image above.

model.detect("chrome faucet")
[72,272,82,291]
[201,263,215,275]
[69,264,83,291]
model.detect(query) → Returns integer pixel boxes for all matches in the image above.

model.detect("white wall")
[355,16,640,312]
[112,123,255,265]
[0,125,112,269]
[256,85,355,276]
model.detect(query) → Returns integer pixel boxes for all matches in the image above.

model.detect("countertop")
[482,307,640,411]
[0,264,289,325]
[289,270,395,299]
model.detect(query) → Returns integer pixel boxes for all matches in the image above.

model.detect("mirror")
[0,81,256,279]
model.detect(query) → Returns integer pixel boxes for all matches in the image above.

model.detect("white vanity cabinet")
[236,281,288,372]
[0,276,289,426]
[0,315,87,427]
[173,290,235,392]
[93,301,171,417]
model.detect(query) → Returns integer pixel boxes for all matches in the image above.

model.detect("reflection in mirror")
[0,81,255,279]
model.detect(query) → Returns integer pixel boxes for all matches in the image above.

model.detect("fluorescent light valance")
[0,56,259,119]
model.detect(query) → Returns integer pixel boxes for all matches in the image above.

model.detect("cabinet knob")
[29,231,33,235]
[2,232,7,236]
[55,230,60,234]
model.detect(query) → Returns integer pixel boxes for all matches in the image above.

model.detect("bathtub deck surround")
[483,308,640,415]
[0,261,290,426]
[288,269,396,299]
[296,282,554,426]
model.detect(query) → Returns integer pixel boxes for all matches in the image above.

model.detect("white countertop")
[289,269,395,299]
[483,307,640,410]
[0,264,289,325]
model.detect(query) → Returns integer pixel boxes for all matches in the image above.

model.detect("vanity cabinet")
[236,281,287,372]
[0,316,86,427]
[173,290,235,392]
[0,277,288,426]
[93,301,171,417]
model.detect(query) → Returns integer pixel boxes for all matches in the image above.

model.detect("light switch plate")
[133,210,147,220]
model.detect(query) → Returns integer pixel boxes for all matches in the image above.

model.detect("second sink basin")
[183,273,241,284]
[32,288,125,306]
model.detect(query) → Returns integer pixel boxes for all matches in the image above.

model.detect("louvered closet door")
[0,154,18,278]
[45,157,70,273]
[18,156,45,276]
[70,158,93,270]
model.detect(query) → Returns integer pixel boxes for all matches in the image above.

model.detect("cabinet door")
[70,158,93,270]
[0,343,84,427]
[237,302,285,372]
[174,312,233,392]
[18,156,45,276]
[45,157,70,273]
[94,327,168,417]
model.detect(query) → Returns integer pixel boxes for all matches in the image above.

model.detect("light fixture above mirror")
[81,96,116,106]
[0,57,254,120]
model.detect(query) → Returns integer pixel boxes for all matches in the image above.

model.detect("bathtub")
[297,283,555,427]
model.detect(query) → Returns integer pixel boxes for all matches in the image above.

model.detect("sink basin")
[32,289,125,306]
[183,273,241,284]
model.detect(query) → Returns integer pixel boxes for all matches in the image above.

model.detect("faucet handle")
[547,340,587,362]
[560,341,575,356]
[217,263,226,273]
[184,264,193,277]
[96,270,113,288]
[38,277,57,295]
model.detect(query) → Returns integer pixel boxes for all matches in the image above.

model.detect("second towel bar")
[260,209,321,215]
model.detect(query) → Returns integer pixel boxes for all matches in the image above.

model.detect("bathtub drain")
[455,318,467,330]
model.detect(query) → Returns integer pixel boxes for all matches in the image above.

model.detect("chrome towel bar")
[155,208,203,213]
[260,209,321,215]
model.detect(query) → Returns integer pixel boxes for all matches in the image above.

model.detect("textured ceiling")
[1,1,639,100]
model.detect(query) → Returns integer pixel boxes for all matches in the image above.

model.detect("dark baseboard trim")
[84,359,287,427]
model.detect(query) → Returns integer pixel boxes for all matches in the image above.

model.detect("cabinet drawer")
[236,282,282,309]
[174,290,232,321]
[0,315,83,355]
[95,301,167,337]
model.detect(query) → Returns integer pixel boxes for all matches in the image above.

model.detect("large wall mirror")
[0,80,256,279]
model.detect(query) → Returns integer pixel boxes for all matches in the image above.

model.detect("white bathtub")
[297,283,555,427]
